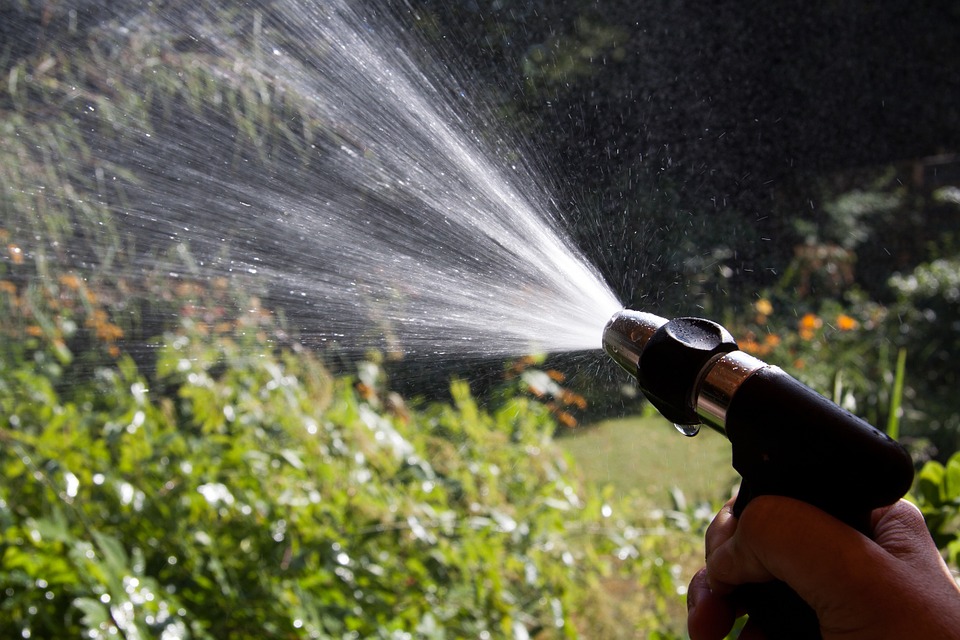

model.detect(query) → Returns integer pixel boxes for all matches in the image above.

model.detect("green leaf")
[945,455,960,501]
[916,461,946,506]
[73,597,110,630]
[92,531,130,575]
[33,510,72,543]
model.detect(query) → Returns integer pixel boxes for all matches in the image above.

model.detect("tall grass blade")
[887,347,908,440]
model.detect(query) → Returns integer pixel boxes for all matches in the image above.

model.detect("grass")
[558,414,741,637]
[560,414,739,507]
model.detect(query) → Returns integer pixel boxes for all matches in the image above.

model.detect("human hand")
[686,496,960,639]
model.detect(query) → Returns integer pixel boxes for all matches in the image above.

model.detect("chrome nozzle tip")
[601,309,668,378]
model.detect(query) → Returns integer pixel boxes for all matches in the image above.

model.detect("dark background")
[411,0,960,308]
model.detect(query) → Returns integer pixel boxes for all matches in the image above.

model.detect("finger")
[687,567,737,640]
[704,498,737,561]
[871,500,960,596]
[705,495,882,608]
[871,500,940,562]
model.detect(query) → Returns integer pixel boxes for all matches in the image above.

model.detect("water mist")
[95,0,622,358]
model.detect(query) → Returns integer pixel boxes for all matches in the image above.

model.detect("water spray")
[602,309,914,639]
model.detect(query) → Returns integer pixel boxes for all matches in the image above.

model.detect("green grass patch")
[560,415,739,506]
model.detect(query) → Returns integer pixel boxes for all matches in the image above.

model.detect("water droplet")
[674,423,701,437]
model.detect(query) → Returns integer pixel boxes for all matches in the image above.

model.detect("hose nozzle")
[603,308,914,638]
[601,307,913,512]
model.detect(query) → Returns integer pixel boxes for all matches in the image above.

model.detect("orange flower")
[555,410,578,429]
[740,332,780,356]
[561,390,588,409]
[739,337,763,355]
[798,313,822,340]
[87,309,125,342]
[799,313,822,330]
[58,274,82,290]
[355,382,375,401]
[546,369,566,383]
[836,314,859,331]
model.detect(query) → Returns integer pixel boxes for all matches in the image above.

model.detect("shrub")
[914,451,960,571]
[730,293,902,433]
[0,273,697,639]
[889,258,960,455]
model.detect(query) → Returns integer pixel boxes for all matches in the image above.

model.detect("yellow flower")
[836,314,859,331]
[755,298,774,316]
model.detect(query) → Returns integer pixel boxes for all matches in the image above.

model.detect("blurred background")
[2,1,958,638]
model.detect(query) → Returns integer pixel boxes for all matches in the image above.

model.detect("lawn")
[560,414,740,507]
[558,414,742,637]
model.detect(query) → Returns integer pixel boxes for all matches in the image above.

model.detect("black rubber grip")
[724,366,914,639]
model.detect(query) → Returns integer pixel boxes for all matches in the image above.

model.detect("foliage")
[521,17,628,93]
[889,257,960,454]
[730,293,903,434]
[914,451,960,570]
[0,1,321,281]
[732,209,960,458]
[0,269,701,638]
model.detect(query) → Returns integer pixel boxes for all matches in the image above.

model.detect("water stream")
[102,0,623,358]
